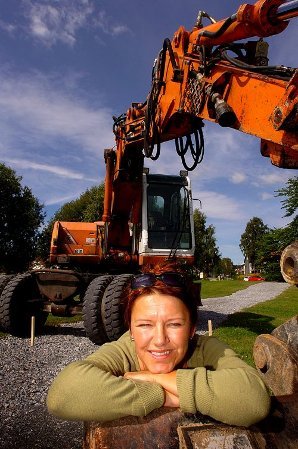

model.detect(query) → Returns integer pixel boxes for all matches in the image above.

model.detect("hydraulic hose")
[199,14,237,39]
[144,38,178,158]
[220,49,295,78]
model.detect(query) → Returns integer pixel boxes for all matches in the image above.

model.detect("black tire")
[0,274,14,330]
[101,274,133,342]
[0,274,14,296]
[0,272,48,337]
[83,275,114,345]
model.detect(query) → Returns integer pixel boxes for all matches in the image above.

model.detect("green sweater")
[47,332,270,427]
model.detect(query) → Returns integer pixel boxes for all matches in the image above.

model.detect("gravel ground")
[0,281,290,449]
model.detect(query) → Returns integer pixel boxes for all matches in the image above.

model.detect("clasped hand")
[124,370,179,408]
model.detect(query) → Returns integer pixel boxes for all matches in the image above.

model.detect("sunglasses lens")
[131,273,184,289]
[160,273,184,286]
[131,273,155,289]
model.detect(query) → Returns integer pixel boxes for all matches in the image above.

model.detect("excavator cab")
[139,170,195,265]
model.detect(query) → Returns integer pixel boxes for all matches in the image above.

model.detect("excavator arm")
[117,0,297,165]
[103,0,298,250]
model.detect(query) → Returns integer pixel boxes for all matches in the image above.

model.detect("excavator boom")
[110,0,298,174]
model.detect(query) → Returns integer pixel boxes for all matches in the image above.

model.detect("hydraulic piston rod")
[275,0,298,21]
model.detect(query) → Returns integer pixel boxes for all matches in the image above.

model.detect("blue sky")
[0,0,297,264]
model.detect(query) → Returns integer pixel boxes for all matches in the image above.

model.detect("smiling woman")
[129,293,194,375]
[47,262,270,427]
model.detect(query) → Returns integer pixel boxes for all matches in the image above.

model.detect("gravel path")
[197,281,290,334]
[0,282,290,449]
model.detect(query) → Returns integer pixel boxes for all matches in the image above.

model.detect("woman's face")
[130,293,195,374]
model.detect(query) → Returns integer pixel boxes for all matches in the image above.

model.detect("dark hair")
[122,261,200,327]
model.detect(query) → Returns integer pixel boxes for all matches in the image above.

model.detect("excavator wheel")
[0,274,14,297]
[101,274,133,342]
[82,275,114,345]
[0,272,48,337]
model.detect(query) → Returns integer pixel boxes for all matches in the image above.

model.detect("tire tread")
[83,275,114,345]
[102,274,133,341]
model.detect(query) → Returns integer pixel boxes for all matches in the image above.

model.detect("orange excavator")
[0,0,297,344]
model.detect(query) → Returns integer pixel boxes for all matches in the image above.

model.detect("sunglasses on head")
[131,272,186,290]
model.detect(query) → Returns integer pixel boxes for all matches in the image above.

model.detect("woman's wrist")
[163,389,180,408]
[152,371,178,396]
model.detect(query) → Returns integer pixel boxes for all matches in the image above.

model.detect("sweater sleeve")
[47,335,164,422]
[176,336,271,427]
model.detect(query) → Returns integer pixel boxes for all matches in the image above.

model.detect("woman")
[47,263,270,427]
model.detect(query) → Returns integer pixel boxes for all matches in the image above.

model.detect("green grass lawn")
[212,285,297,366]
[45,314,82,327]
[198,279,257,299]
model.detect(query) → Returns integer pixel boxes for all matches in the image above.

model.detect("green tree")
[36,184,105,261]
[255,227,291,281]
[219,257,235,278]
[275,176,298,218]
[193,208,206,268]
[53,184,105,222]
[193,209,220,277]
[255,177,298,280]
[275,176,298,249]
[240,217,269,272]
[0,163,44,272]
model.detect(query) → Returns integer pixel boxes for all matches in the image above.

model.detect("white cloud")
[45,193,83,207]
[260,192,273,200]
[0,19,16,34]
[25,1,91,46]
[257,172,289,186]
[111,25,130,36]
[0,69,113,155]
[0,68,112,213]
[230,172,246,184]
[193,190,244,221]
[190,126,260,185]
[23,0,130,46]
[205,126,246,156]
[95,11,131,37]
[1,158,97,182]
